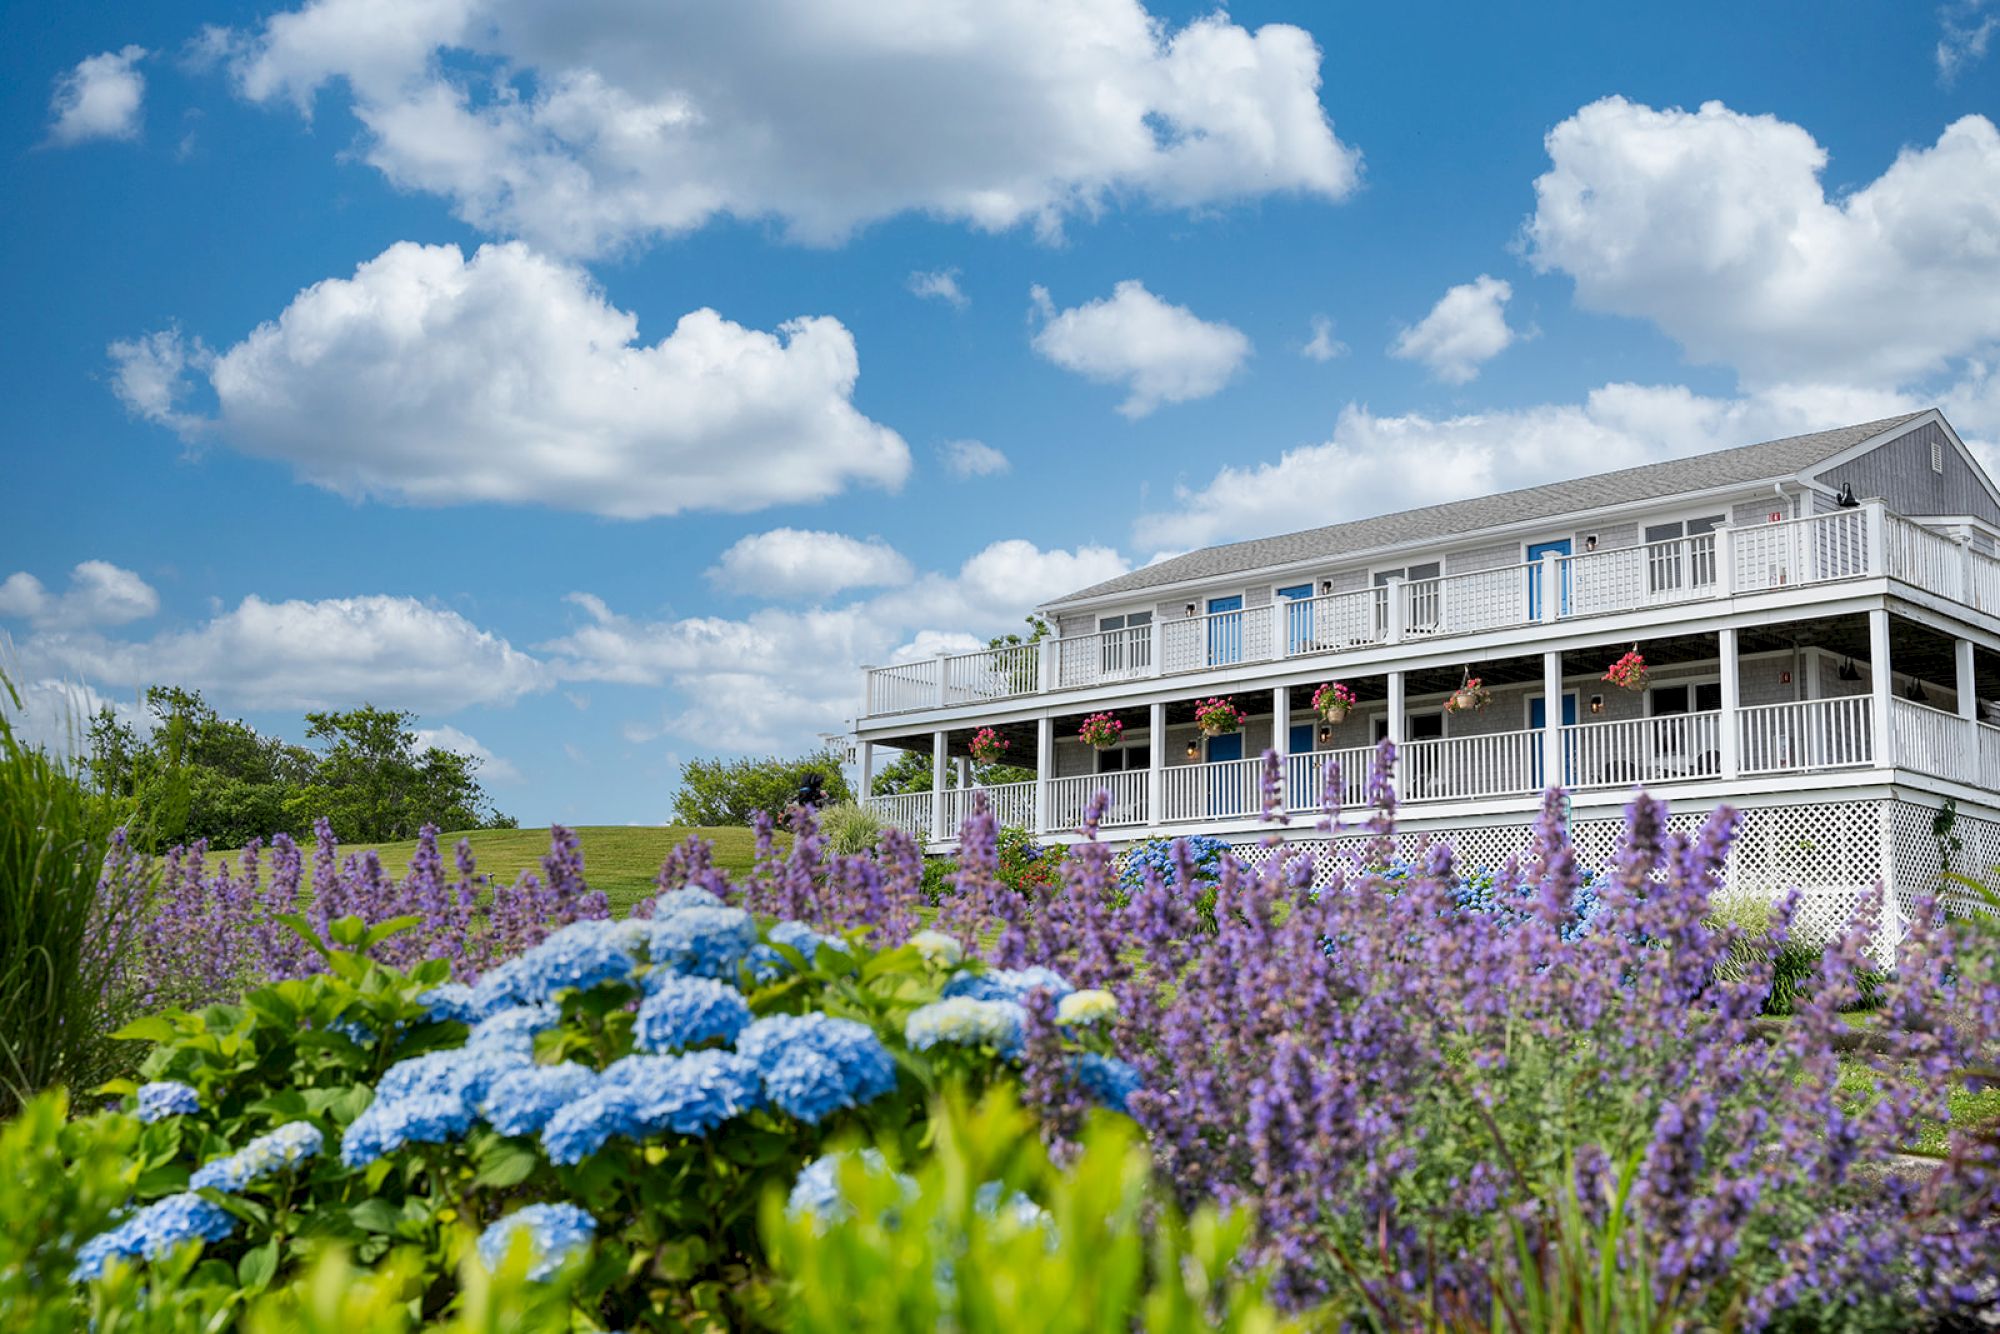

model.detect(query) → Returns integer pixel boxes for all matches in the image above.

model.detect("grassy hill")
[208,825,779,915]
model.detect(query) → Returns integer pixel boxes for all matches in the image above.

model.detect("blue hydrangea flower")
[341,1092,478,1167]
[942,966,1073,1006]
[735,1013,898,1123]
[476,1202,597,1281]
[634,976,751,1053]
[648,887,725,918]
[329,1017,378,1046]
[70,1193,237,1282]
[643,906,758,979]
[906,930,964,966]
[134,1081,199,1123]
[540,1051,763,1164]
[770,919,834,962]
[467,1003,559,1055]
[905,997,1026,1055]
[479,1063,598,1138]
[1116,835,1230,896]
[376,1047,530,1106]
[189,1121,323,1192]
[418,983,481,1024]
[508,920,644,1001]
[1072,1053,1142,1115]
[747,943,790,984]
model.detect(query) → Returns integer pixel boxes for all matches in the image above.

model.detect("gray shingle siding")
[1047,413,1932,609]
[1446,541,1522,575]
[1813,420,2000,528]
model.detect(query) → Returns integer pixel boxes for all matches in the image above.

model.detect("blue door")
[1526,540,1572,619]
[1528,693,1578,788]
[1206,731,1244,816]
[1289,722,1315,755]
[1277,584,1314,654]
[1207,595,1244,665]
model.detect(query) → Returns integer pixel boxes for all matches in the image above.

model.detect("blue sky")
[3,0,1998,825]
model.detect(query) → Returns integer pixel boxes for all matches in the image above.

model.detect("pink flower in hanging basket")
[1194,697,1242,735]
[1312,682,1357,719]
[1603,649,1650,692]
[1078,712,1124,749]
[968,727,1009,764]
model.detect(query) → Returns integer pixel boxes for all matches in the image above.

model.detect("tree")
[285,705,508,841]
[673,749,853,826]
[870,747,1033,795]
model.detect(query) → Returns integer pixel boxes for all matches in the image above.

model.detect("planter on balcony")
[1312,682,1357,724]
[1445,677,1491,715]
[968,726,1008,765]
[1193,697,1241,739]
[1078,712,1124,751]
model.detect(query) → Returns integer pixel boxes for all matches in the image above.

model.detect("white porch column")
[1539,551,1563,623]
[930,730,949,843]
[1386,671,1406,747]
[1718,627,1741,780]
[1865,501,1888,577]
[1957,637,1979,782]
[1038,636,1059,692]
[1034,717,1054,836]
[1541,650,1564,790]
[1384,577,1406,642]
[935,651,951,707]
[1147,701,1166,828]
[955,756,971,790]
[858,740,874,801]
[1868,608,1893,768]
[1273,685,1291,756]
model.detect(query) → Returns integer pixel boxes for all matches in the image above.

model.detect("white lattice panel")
[1888,799,2000,921]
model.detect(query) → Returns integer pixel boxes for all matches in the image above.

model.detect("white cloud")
[24,594,547,714]
[110,240,909,518]
[0,562,159,631]
[1132,381,1923,551]
[1525,98,2000,388]
[553,538,1127,752]
[216,0,1359,255]
[1939,1,1998,85]
[0,677,145,758]
[1029,280,1251,417]
[1301,314,1347,363]
[907,268,968,309]
[1388,275,1517,384]
[939,439,1010,479]
[47,46,147,146]
[414,723,523,784]
[708,529,913,598]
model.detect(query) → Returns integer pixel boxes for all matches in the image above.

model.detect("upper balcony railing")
[860,503,1996,717]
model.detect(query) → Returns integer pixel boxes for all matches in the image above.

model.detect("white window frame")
[1645,674,1723,718]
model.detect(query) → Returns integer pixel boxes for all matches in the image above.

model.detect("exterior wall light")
[1589,694,1605,715]
[1317,723,1332,745]
[1185,739,1200,761]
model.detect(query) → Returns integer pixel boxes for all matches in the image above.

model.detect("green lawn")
[208,825,780,916]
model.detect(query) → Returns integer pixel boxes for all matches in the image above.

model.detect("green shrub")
[920,857,959,905]
[0,1089,144,1333]
[817,803,884,857]
[0,674,149,1115]
[763,1086,1310,1332]
[995,826,1059,897]
[1706,895,1885,1016]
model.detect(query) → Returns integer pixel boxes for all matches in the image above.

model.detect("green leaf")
[111,1016,180,1043]
[472,1138,541,1189]
[349,1198,404,1234]
[237,1236,279,1290]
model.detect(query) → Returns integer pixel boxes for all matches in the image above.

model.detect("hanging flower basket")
[1193,697,1242,738]
[1312,681,1357,724]
[1603,647,1649,692]
[968,727,1009,765]
[1078,712,1124,751]
[1445,677,1491,715]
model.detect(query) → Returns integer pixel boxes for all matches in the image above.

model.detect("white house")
[851,409,2000,946]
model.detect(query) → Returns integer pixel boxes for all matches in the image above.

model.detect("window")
[1642,515,1723,592]
[1649,682,1722,716]
[1096,610,1153,677]
[1932,438,1945,473]
[1373,562,1441,635]
[1373,711,1444,742]
[1094,743,1149,774]
[1372,561,1441,585]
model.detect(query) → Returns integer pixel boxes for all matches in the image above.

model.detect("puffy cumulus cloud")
[0,562,159,631]
[907,269,968,309]
[1388,275,1517,384]
[413,723,523,784]
[0,678,145,758]
[1029,281,1251,418]
[46,46,147,146]
[110,240,909,518]
[1132,381,1924,552]
[707,529,913,598]
[940,439,1010,479]
[553,539,1127,752]
[216,0,1358,254]
[1525,98,2000,387]
[26,594,548,714]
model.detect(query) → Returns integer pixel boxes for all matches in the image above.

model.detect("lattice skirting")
[1150,795,2000,965]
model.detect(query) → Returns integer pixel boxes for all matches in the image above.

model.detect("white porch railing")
[1566,535,1717,617]
[1403,564,1534,637]
[1883,516,1967,603]
[1047,770,1148,831]
[939,780,1038,834]
[1284,746,1375,816]
[1160,755,1268,823]
[1966,546,2000,618]
[864,791,934,836]
[1562,711,1722,790]
[946,643,1041,704]
[1890,698,1979,786]
[1730,508,1872,592]
[1279,588,1386,656]
[1056,625,1152,688]
[1161,604,1276,673]
[865,660,939,715]
[1738,697,1874,774]
[1400,728,1542,802]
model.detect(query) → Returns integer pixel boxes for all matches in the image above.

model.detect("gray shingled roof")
[1044,412,1929,609]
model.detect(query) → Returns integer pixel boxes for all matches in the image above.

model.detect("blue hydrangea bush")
[37,887,1129,1330]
